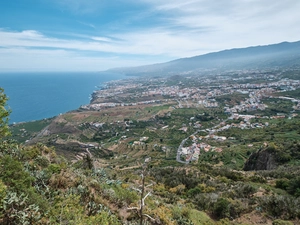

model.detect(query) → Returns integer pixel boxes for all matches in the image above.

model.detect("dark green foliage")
[46,163,62,174]
[212,167,244,182]
[21,146,40,160]
[0,155,34,191]
[273,219,294,225]
[193,193,218,211]
[187,187,202,197]
[213,198,230,219]
[259,195,300,219]
[151,167,202,189]
[9,119,52,143]
[0,88,10,138]
[232,183,257,198]
[276,179,290,190]
[34,156,49,168]
[196,112,214,121]
[287,176,300,197]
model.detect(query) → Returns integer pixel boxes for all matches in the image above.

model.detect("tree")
[0,88,10,138]
[127,157,154,225]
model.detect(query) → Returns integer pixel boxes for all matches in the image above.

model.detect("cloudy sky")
[1,0,300,72]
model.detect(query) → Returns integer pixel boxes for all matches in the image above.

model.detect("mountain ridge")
[109,40,300,76]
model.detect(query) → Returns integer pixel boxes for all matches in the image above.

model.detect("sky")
[1,0,300,72]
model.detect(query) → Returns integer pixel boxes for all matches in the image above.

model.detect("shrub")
[46,163,62,174]
[287,176,300,197]
[113,184,139,206]
[0,155,34,192]
[187,187,202,197]
[21,147,40,160]
[169,184,186,195]
[233,183,257,198]
[0,179,7,202]
[272,219,293,225]
[275,179,289,190]
[1,191,42,225]
[194,193,219,211]
[213,198,230,219]
[0,88,10,138]
[259,195,300,219]
[34,156,49,168]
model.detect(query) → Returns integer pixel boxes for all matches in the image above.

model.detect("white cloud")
[0,29,207,57]
[141,0,300,48]
[0,47,157,72]
[91,36,114,42]
[1,0,300,71]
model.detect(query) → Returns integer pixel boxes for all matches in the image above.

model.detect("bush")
[194,193,218,211]
[213,198,230,219]
[21,147,40,160]
[0,179,7,202]
[0,156,34,192]
[187,187,202,197]
[1,191,42,225]
[287,176,300,197]
[275,179,289,190]
[46,163,62,174]
[272,219,294,225]
[259,195,300,219]
[112,184,139,206]
[0,88,10,138]
[34,156,49,168]
[233,183,257,198]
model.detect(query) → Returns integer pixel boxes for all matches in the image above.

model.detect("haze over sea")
[0,72,127,124]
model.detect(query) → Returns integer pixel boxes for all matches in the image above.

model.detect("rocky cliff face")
[244,149,277,171]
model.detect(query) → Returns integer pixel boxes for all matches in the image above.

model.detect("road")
[176,129,203,164]
[176,118,229,164]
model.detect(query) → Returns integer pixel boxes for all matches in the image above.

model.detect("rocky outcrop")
[244,149,277,171]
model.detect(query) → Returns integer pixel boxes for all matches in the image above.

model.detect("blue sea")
[0,72,128,124]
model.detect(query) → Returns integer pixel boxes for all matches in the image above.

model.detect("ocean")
[0,72,128,124]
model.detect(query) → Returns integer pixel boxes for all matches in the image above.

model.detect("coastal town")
[75,69,300,164]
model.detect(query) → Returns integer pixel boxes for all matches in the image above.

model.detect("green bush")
[233,183,257,198]
[194,193,218,211]
[0,179,7,202]
[275,179,289,190]
[259,195,300,219]
[35,155,49,168]
[46,163,62,174]
[112,184,139,206]
[0,88,11,138]
[0,155,34,191]
[213,198,230,219]
[287,176,300,197]
[187,187,202,197]
[21,147,40,160]
[272,219,293,225]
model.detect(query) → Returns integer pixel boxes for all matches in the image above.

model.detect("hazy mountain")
[109,41,300,76]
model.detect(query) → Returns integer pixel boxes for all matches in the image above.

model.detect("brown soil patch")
[233,211,273,225]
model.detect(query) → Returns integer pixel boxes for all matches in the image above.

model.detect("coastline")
[1,72,128,124]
